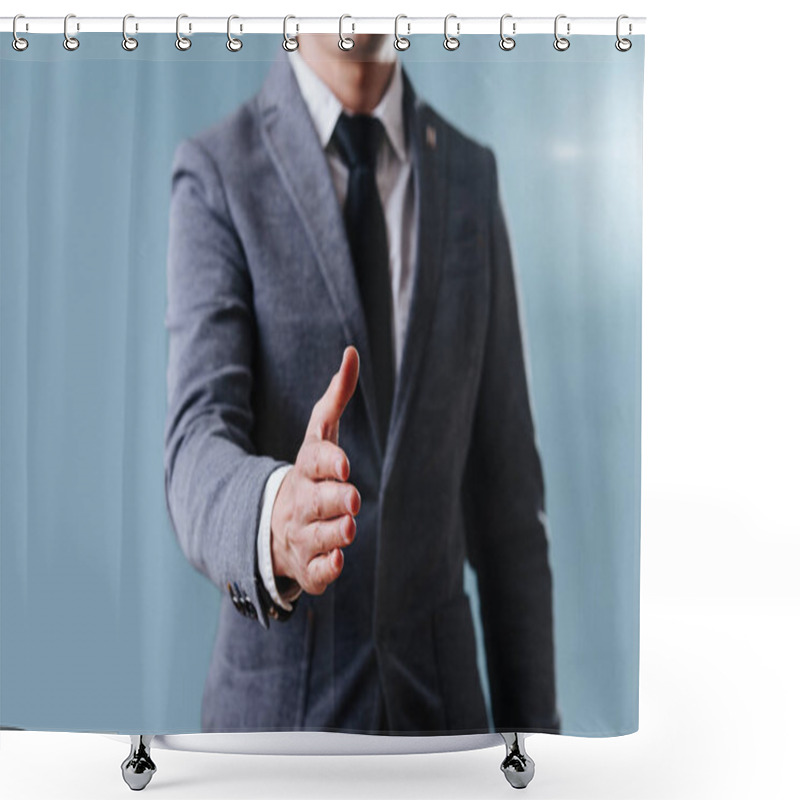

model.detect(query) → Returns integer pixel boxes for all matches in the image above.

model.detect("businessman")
[165,33,558,735]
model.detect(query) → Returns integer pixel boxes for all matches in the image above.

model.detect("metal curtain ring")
[553,14,570,51]
[283,15,298,51]
[616,14,632,51]
[227,15,243,51]
[394,14,410,51]
[175,14,191,51]
[63,13,79,51]
[499,13,516,51]
[122,14,138,51]
[443,14,460,51]
[339,14,355,51]
[12,14,28,51]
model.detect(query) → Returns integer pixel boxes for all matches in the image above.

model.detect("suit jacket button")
[242,597,254,616]
[228,583,240,608]
[228,584,241,610]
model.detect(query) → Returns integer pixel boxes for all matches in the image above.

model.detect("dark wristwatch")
[254,565,297,624]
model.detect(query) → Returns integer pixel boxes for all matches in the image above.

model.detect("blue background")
[0,33,643,735]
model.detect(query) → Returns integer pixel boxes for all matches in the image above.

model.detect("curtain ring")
[122,14,138,51]
[615,14,632,51]
[12,14,29,52]
[283,15,298,51]
[443,14,460,51]
[175,14,191,51]
[394,14,410,51]
[227,15,243,52]
[499,14,515,51]
[63,13,80,51]
[339,14,355,51]
[553,14,570,51]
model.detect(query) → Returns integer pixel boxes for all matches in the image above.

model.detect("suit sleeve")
[461,148,560,732]
[164,136,289,630]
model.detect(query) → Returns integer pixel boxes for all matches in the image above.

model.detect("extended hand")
[270,347,361,595]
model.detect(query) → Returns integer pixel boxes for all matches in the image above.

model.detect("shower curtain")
[0,30,644,739]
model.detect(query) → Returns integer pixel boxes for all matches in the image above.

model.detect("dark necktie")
[332,112,395,448]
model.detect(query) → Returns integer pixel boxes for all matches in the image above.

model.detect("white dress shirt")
[257,52,417,611]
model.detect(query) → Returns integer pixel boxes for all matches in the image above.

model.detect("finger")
[306,346,360,443]
[305,548,344,595]
[303,480,360,523]
[302,515,356,561]
[298,440,350,482]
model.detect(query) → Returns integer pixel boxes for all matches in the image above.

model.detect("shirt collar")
[288,52,408,163]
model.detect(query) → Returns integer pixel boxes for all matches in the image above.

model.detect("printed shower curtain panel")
[0,25,643,762]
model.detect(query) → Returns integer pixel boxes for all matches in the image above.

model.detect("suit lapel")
[255,53,383,460]
[382,74,449,487]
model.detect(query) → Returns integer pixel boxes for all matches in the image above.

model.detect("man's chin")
[296,33,394,62]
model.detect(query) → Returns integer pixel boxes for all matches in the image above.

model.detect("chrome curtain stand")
[119,732,535,791]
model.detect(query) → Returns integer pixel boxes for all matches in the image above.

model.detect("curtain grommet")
[394,14,410,51]
[226,15,243,52]
[63,13,80,51]
[338,14,355,51]
[175,14,191,51]
[615,15,632,51]
[499,14,516,51]
[553,14,570,52]
[282,15,298,51]
[122,14,138,51]
[444,14,460,51]
[12,14,29,51]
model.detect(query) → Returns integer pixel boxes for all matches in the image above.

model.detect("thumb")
[306,346,360,443]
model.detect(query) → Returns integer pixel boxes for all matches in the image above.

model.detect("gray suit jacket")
[165,51,558,735]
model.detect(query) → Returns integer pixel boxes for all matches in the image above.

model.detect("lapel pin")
[426,125,437,149]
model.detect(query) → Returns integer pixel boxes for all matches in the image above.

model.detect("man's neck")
[296,42,396,115]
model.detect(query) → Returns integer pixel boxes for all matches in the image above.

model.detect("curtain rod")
[0,16,646,36]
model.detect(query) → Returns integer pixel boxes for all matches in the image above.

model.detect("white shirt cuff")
[257,464,300,612]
